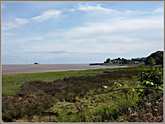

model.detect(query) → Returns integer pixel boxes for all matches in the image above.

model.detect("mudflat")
[2,64,130,75]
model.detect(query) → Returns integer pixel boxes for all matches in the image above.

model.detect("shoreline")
[2,64,135,75]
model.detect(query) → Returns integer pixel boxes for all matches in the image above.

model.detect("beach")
[2,64,130,75]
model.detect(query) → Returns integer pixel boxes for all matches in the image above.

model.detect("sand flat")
[2,64,130,75]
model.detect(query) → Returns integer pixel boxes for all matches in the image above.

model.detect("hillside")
[144,51,163,65]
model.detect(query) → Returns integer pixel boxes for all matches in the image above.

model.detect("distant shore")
[2,64,136,75]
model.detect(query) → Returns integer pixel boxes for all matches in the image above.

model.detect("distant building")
[134,61,140,64]
[117,60,122,64]
[105,57,145,64]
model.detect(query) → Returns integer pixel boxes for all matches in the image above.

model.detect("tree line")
[104,51,163,65]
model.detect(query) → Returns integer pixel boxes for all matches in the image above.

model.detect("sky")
[2,1,164,64]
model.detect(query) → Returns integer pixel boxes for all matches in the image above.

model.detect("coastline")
[2,64,132,75]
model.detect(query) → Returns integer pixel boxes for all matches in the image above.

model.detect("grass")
[2,66,146,96]
[23,87,139,122]
[3,65,160,122]
[2,69,105,96]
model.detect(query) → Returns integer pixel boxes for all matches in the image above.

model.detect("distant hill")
[89,51,163,66]
[144,51,163,65]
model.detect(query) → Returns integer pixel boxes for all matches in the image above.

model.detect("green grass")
[3,65,154,122]
[2,69,104,96]
[2,66,148,96]
[29,87,139,122]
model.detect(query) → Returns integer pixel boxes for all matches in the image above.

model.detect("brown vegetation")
[2,70,138,122]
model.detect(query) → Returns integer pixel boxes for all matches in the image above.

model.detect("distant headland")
[90,51,163,66]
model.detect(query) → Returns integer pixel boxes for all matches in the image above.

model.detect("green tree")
[104,58,111,63]
[121,58,128,64]
[145,51,163,65]
[149,57,156,66]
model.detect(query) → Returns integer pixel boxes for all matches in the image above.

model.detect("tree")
[149,57,156,66]
[104,58,111,63]
[145,51,163,65]
[121,58,128,64]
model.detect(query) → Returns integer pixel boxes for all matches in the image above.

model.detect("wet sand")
[2,64,131,75]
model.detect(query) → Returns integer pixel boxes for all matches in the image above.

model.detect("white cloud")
[14,35,44,43]
[24,14,163,54]
[153,8,163,13]
[64,8,76,12]
[2,18,29,30]
[2,21,18,30]
[2,9,62,30]
[78,4,118,13]
[32,9,61,22]
[77,4,160,17]
[15,18,29,25]
[124,9,144,15]
[31,35,44,41]
[2,32,15,36]
[2,4,163,63]
[65,16,163,40]
[68,8,76,12]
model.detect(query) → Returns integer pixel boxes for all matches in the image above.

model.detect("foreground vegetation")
[2,66,143,96]
[2,65,163,122]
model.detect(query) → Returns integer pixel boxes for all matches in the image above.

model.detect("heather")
[2,65,163,122]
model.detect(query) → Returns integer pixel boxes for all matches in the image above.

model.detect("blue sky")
[2,2,164,64]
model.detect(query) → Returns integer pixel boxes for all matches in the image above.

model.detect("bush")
[138,67,163,88]
[115,67,163,122]
[2,94,55,122]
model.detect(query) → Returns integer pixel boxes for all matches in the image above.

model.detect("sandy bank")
[2,64,132,75]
